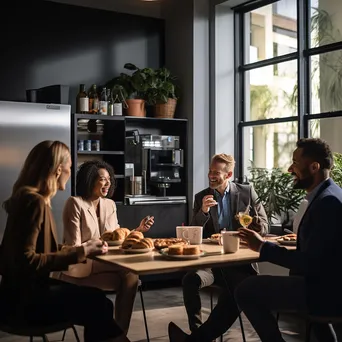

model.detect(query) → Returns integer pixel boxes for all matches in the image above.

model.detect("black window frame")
[234,0,342,179]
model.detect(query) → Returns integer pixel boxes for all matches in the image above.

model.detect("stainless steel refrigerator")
[0,101,71,242]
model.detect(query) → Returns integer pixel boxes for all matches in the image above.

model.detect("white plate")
[277,239,297,246]
[107,240,123,246]
[159,248,206,260]
[119,247,154,254]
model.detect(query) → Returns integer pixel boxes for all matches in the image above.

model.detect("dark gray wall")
[1,0,164,112]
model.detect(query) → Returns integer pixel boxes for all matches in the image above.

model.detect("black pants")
[235,275,337,342]
[183,265,256,342]
[2,278,123,342]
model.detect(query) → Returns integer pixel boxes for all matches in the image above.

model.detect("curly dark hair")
[296,138,333,170]
[76,160,116,199]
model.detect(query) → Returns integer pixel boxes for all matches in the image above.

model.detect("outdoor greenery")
[332,152,342,188]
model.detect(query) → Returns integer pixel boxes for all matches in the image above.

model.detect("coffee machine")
[125,133,186,205]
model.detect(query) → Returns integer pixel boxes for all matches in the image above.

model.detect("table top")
[95,242,262,275]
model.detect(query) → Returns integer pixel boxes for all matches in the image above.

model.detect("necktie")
[292,199,308,234]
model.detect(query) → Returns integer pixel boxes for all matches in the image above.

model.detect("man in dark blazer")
[236,138,342,342]
[169,153,268,342]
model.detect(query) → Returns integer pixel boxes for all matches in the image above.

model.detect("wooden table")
[95,243,262,276]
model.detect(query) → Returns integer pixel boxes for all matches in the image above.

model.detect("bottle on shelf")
[107,88,114,116]
[76,84,89,114]
[99,87,108,115]
[88,84,99,114]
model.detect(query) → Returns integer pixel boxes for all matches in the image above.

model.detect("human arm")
[249,185,269,236]
[190,193,212,226]
[63,197,82,246]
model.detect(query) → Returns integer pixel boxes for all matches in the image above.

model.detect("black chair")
[305,315,342,342]
[209,284,247,342]
[61,279,150,342]
[0,321,80,342]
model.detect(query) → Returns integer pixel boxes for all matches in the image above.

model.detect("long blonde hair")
[3,140,70,211]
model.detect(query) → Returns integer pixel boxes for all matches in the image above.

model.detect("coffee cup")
[176,226,203,245]
[220,231,240,253]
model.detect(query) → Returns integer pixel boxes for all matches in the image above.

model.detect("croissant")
[127,231,144,240]
[112,228,128,241]
[132,238,154,249]
[122,237,140,249]
[101,231,114,241]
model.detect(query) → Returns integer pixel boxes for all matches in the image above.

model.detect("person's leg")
[182,268,215,332]
[113,270,139,334]
[235,275,338,342]
[188,265,255,342]
[27,279,126,342]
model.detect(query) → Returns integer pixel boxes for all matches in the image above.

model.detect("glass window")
[309,117,342,153]
[245,0,297,64]
[243,122,298,175]
[310,50,342,114]
[310,0,342,48]
[245,61,298,121]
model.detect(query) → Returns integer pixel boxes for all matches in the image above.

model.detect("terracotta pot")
[126,99,146,117]
[154,98,177,118]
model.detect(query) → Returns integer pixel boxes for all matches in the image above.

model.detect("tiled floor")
[0,284,307,342]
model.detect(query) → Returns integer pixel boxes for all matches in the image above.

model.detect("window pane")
[310,51,342,114]
[310,0,342,48]
[243,122,298,176]
[245,61,298,121]
[245,0,297,64]
[309,117,342,153]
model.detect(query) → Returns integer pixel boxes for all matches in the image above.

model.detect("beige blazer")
[62,196,120,278]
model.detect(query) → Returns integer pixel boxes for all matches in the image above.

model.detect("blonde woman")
[61,160,154,333]
[0,141,130,342]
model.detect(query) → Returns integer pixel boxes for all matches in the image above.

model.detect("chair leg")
[305,321,311,342]
[139,285,150,342]
[42,335,49,342]
[61,329,67,341]
[210,289,214,311]
[238,312,247,342]
[71,325,81,342]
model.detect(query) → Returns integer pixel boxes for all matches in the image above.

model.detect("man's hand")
[136,216,155,233]
[201,195,217,214]
[83,239,108,257]
[238,227,265,252]
[249,215,263,233]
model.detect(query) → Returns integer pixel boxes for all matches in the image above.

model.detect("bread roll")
[120,228,131,238]
[112,228,127,241]
[183,245,200,255]
[101,231,114,241]
[168,245,184,255]
[132,238,154,249]
[122,237,140,249]
[128,231,144,240]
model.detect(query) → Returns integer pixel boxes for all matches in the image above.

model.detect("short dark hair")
[296,138,333,170]
[76,160,116,199]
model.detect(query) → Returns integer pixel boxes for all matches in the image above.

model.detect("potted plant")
[248,167,305,232]
[332,152,342,187]
[106,63,154,117]
[145,67,179,118]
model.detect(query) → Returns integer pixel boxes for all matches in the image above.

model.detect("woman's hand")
[82,239,108,257]
[136,215,155,233]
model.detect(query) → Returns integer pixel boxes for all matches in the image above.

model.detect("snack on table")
[277,233,297,242]
[183,245,200,255]
[210,233,221,241]
[127,231,144,240]
[122,237,141,249]
[101,231,114,241]
[112,228,130,241]
[132,238,154,249]
[154,238,189,250]
[168,245,184,255]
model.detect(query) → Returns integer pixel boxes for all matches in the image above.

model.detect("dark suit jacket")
[191,182,268,238]
[260,178,342,315]
[0,188,85,304]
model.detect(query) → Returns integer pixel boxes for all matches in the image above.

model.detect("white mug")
[176,226,203,245]
[220,231,240,253]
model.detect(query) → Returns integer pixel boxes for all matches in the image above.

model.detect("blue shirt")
[214,183,231,232]
[305,179,328,204]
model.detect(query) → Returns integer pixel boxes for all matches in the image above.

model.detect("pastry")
[112,228,127,241]
[122,237,140,249]
[127,231,144,240]
[101,231,114,241]
[121,228,131,238]
[168,245,184,255]
[132,238,154,249]
[154,238,188,250]
[183,245,200,255]
[211,233,221,241]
